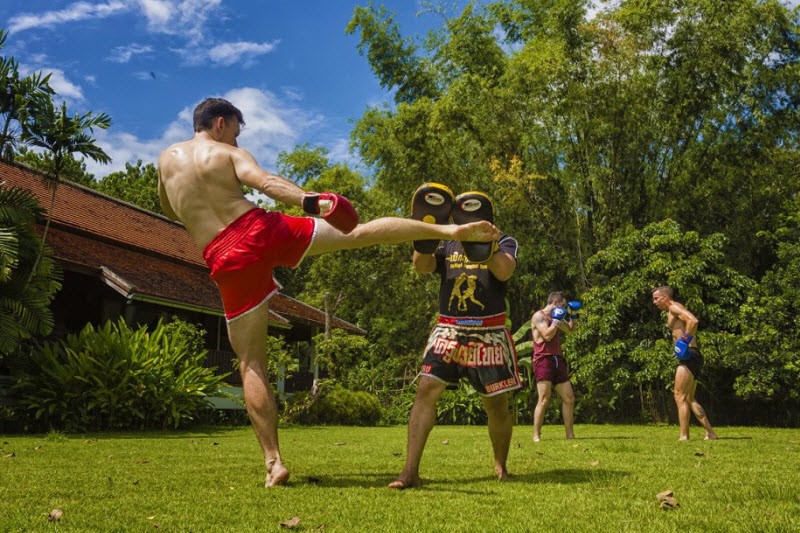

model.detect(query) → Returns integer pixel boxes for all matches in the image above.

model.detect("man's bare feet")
[705,433,718,440]
[388,475,421,490]
[452,221,500,242]
[533,434,541,443]
[565,433,575,440]
[679,436,690,441]
[495,467,512,481]
[266,461,290,487]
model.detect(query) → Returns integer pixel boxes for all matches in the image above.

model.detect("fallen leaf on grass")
[132,481,140,486]
[656,490,679,510]
[280,516,301,528]
[694,452,706,457]
[3,452,15,458]
[442,439,449,445]
[211,442,219,446]
[392,451,402,457]
[48,509,63,522]
[334,442,346,446]
[590,460,600,466]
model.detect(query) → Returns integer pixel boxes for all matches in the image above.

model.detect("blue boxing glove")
[550,306,568,326]
[673,333,693,360]
[567,300,582,320]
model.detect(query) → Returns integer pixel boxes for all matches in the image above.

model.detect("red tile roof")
[1,160,364,334]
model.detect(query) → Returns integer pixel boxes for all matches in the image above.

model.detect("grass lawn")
[1,424,798,532]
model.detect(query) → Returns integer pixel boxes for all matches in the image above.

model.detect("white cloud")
[137,0,222,43]
[82,87,324,179]
[108,44,154,63]
[19,65,85,104]
[207,41,279,66]
[8,1,128,34]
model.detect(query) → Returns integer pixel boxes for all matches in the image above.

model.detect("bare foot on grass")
[495,467,512,481]
[266,461,290,487]
[704,432,718,440]
[533,434,541,443]
[388,475,421,490]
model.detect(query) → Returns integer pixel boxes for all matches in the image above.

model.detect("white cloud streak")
[9,1,129,34]
[207,41,279,66]
[108,44,154,63]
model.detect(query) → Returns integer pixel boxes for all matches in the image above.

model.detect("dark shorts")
[420,314,521,397]
[533,354,570,385]
[678,347,703,379]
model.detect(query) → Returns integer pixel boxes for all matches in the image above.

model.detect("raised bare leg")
[389,377,446,489]
[533,381,552,442]
[482,393,513,480]
[308,218,499,256]
[555,381,576,439]
[227,303,289,487]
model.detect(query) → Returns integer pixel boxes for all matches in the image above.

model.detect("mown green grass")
[1,424,798,532]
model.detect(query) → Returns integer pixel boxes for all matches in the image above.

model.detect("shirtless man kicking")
[158,98,499,487]
[651,286,718,441]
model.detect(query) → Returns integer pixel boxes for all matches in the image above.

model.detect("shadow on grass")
[289,468,628,491]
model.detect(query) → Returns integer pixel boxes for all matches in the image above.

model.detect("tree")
[21,100,111,285]
[0,29,54,161]
[732,196,800,424]
[0,184,61,359]
[568,219,754,422]
[14,148,96,187]
[94,160,163,215]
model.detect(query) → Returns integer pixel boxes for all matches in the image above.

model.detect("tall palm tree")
[22,100,111,285]
[0,183,61,357]
[0,29,54,161]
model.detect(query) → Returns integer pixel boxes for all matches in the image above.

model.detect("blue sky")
[0,0,478,179]
[2,1,798,180]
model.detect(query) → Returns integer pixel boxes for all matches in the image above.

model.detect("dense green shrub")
[284,380,381,426]
[11,318,227,431]
[436,383,487,425]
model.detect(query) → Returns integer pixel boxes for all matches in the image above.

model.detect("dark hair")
[652,285,673,298]
[193,98,245,132]
[547,291,565,305]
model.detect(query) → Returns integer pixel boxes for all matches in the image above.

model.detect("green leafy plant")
[284,379,381,426]
[12,318,227,431]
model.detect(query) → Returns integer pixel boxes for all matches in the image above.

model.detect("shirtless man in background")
[651,286,718,441]
[158,98,499,486]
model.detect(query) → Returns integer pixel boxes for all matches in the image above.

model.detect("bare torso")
[158,137,258,250]
[667,311,697,347]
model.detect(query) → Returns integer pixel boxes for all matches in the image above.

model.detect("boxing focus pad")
[303,192,359,234]
[411,183,454,254]
[673,333,693,360]
[452,191,495,263]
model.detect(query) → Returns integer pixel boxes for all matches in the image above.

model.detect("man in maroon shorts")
[158,98,500,487]
[531,291,577,441]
